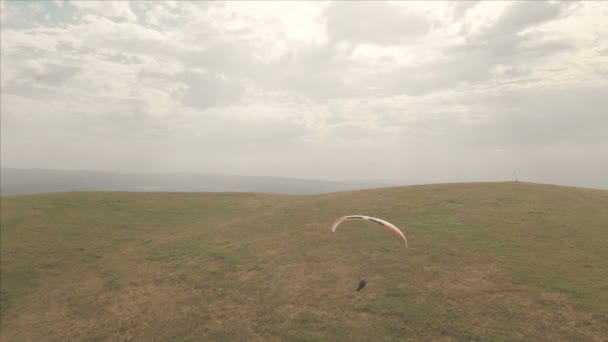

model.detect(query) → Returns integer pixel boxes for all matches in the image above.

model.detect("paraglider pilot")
[356,278,367,291]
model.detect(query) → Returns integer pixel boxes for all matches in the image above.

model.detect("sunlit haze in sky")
[1,1,607,189]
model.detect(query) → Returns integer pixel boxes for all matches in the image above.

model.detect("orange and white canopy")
[331,215,408,248]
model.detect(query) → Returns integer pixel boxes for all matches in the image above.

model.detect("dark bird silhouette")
[356,278,367,292]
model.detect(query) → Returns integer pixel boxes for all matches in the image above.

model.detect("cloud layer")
[2,1,607,189]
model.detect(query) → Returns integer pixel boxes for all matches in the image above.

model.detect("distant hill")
[1,182,607,340]
[0,168,397,196]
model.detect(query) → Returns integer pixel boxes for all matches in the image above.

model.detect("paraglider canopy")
[331,215,408,248]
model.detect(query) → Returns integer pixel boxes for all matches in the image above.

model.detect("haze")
[2,1,607,189]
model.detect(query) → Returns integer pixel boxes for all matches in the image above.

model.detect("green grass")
[1,182,607,341]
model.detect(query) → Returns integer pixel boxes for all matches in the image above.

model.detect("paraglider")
[331,215,408,292]
[331,215,408,248]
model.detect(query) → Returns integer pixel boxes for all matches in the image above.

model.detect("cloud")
[259,44,365,100]
[463,86,608,146]
[379,2,575,97]
[462,1,572,56]
[35,63,82,86]
[325,1,430,45]
[1,1,607,189]
[234,1,578,100]
[180,39,261,78]
[451,1,480,20]
[69,1,137,22]
[173,71,245,110]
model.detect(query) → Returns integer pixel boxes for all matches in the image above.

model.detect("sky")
[1,1,607,189]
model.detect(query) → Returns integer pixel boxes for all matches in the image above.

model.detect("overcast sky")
[1,1,607,189]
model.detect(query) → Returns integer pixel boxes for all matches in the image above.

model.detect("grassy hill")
[1,182,607,341]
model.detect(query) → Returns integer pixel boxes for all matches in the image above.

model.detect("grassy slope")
[1,182,607,341]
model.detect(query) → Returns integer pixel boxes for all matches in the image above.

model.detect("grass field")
[1,182,607,341]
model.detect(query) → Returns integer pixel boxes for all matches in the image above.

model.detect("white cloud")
[69,1,137,22]
[1,0,607,189]
[326,1,431,45]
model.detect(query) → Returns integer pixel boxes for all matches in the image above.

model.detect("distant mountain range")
[0,168,399,196]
